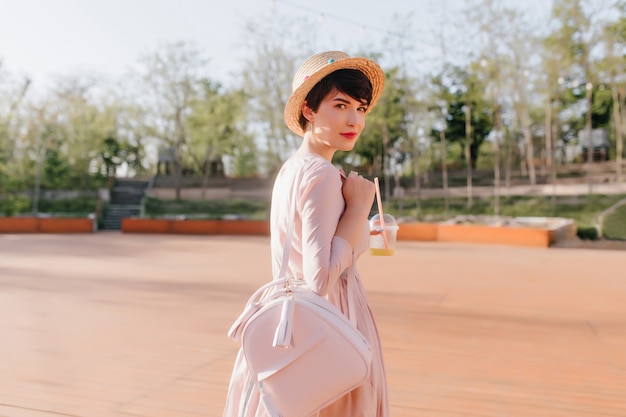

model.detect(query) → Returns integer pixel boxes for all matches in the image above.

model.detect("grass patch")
[388,194,626,229]
[602,203,626,240]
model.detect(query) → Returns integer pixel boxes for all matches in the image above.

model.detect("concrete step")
[110,179,149,205]
[114,179,150,188]
[102,204,141,230]
[110,189,145,205]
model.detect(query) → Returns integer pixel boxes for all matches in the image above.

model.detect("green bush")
[37,197,97,215]
[0,194,31,216]
[143,197,269,220]
[0,195,97,216]
[576,226,599,240]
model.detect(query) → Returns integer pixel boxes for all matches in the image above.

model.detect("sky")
[0,0,553,92]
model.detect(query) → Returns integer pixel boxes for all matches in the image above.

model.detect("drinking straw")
[373,177,389,249]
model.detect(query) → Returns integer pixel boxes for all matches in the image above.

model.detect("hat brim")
[284,57,385,137]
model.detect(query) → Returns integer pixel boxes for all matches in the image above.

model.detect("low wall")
[396,223,439,241]
[437,223,552,248]
[120,217,576,248]
[0,217,96,233]
[121,218,270,236]
[0,215,574,248]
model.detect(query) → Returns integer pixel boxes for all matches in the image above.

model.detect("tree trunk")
[612,86,623,182]
[382,124,391,202]
[32,131,44,214]
[440,129,449,215]
[521,108,536,185]
[494,105,502,216]
[545,92,557,213]
[619,89,625,180]
[413,134,422,218]
[200,148,215,200]
[585,82,593,195]
[32,109,50,214]
[464,105,473,209]
[174,142,183,201]
[504,127,512,190]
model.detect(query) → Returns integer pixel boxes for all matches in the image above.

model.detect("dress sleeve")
[297,161,354,296]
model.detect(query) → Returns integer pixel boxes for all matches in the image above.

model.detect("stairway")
[101,179,150,230]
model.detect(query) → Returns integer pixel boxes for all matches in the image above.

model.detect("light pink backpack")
[228,277,371,417]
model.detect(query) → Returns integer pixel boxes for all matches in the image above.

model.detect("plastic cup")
[368,214,399,256]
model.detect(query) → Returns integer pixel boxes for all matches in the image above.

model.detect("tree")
[466,0,514,215]
[352,65,408,202]
[600,5,626,180]
[504,11,543,186]
[542,29,572,212]
[239,14,315,175]
[113,101,152,177]
[374,12,425,211]
[549,0,599,194]
[187,80,256,191]
[100,136,124,177]
[0,69,31,195]
[137,41,208,199]
[27,106,58,212]
[46,75,117,189]
[433,65,492,169]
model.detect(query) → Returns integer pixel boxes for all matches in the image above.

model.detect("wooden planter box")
[0,217,95,233]
[219,220,270,236]
[434,217,576,248]
[121,218,171,234]
[38,217,95,233]
[121,217,575,248]
[396,222,438,241]
[169,219,220,234]
[437,223,552,248]
[121,218,270,236]
[391,217,576,248]
[0,217,39,233]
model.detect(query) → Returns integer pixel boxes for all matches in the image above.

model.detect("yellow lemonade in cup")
[369,214,398,256]
[369,247,395,256]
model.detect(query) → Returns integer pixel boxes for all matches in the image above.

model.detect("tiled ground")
[1,233,625,417]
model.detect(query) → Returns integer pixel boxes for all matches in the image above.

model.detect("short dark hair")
[298,69,373,132]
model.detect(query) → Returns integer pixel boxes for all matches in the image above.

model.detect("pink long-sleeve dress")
[223,153,389,417]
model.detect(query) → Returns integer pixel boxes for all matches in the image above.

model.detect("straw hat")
[284,51,385,136]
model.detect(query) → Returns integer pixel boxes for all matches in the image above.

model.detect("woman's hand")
[342,171,375,210]
[334,171,375,249]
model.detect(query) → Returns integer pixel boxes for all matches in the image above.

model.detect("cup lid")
[369,213,398,228]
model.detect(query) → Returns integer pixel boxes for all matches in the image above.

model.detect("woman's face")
[303,89,368,160]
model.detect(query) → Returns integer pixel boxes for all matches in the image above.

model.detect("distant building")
[578,128,610,161]
[156,146,224,178]
[157,146,177,176]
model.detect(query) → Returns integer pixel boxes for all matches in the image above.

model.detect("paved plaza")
[0,233,625,417]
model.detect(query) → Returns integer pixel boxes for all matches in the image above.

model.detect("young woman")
[224,51,389,417]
